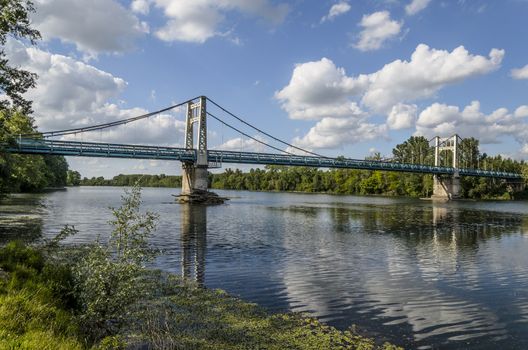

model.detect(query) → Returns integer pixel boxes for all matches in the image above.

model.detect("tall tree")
[1,0,41,114]
[392,136,433,165]
[459,137,480,169]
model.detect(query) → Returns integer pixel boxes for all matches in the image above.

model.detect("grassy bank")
[0,241,401,349]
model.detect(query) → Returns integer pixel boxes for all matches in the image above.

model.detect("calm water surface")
[1,186,528,349]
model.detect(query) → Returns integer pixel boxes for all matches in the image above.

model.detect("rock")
[173,189,229,205]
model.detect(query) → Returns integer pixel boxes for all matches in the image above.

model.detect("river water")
[1,186,528,349]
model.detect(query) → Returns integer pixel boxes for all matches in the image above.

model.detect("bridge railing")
[207,150,457,175]
[10,138,196,162]
[5,138,523,180]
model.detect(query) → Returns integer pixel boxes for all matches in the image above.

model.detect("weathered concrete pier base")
[174,162,228,204]
[181,163,208,195]
[431,175,461,201]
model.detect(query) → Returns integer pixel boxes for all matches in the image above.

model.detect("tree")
[0,1,64,197]
[67,170,82,186]
[1,0,41,114]
[392,136,432,165]
[459,137,480,169]
[1,108,47,192]
[1,109,69,193]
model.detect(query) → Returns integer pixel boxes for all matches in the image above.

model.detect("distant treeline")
[80,136,527,199]
[210,167,522,199]
[82,167,524,200]
[81,174,183,188]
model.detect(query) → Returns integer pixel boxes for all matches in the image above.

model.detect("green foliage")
[43,154,69,187]
[0,240,44,273]
[73,184,159,341]
[0,242,83,349]
[67,170,82,186]
[210,166,436,198]
[392,136,432,164]
[1,0,41,114]
[0,109,69,195]
[81,173,182,188]
[0,1,69,197]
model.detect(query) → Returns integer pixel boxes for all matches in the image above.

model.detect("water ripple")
[3,187,528,349]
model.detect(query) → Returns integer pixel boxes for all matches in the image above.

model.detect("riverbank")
[0,241,401,349]
[72,183,528,202]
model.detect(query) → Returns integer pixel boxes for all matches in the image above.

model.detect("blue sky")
[5,0,528,177]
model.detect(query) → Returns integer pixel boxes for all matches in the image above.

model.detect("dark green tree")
[1,0,41,114]
[459,137,480,169]
[392,136,432,165]
[67,170,82,186]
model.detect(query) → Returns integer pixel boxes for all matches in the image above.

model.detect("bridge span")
[2,96,524,201]
[7,138,522,180]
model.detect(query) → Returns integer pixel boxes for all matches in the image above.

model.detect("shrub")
[73,184,158,341]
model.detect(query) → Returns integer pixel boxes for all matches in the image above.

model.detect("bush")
[73,184,158,341]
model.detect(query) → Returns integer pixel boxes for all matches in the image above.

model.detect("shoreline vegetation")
[0,186,401,350]
[78,165,528,200]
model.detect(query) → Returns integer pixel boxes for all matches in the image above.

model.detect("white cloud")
[321,1,351,23]
[152,0,288,43]
[5,39,186,147]
[405,0,432,16]
[275,58,367,120]
[276,45,505,150]
[515,105,528,118]
[277,44,504,117]
[33,0,148,58]
[511,64,528,80]
[416,103,461,128]
[362,44,504,113]
[274,59,387,149]
[387,103,417,129]
[354,11,402,52]
[293,117,388,150]
[213,136,271,153]
[415,101,528,149]
[131,0,151,14]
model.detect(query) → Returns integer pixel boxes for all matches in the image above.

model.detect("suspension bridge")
[3,96,524,200]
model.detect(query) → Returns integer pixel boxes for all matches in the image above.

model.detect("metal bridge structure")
[3,96,524,200]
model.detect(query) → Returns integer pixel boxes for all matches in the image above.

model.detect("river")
[1,186,528,349]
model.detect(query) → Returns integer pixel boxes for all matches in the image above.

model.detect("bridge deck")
[4,138,522,179]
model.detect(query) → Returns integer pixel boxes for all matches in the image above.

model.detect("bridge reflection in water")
[180,204,207,285]
[170,194,528,349]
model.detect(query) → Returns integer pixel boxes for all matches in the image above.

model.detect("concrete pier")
[431,174,461,200]
[181,162,208,195]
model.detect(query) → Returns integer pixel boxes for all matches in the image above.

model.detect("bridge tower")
[432,135,461,200]
[177,96,226,204]
[181,96,209,195]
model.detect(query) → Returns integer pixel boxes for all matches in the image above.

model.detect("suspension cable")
[206,97,329,158]
[207,111,295,156]
[22,96,201,138]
